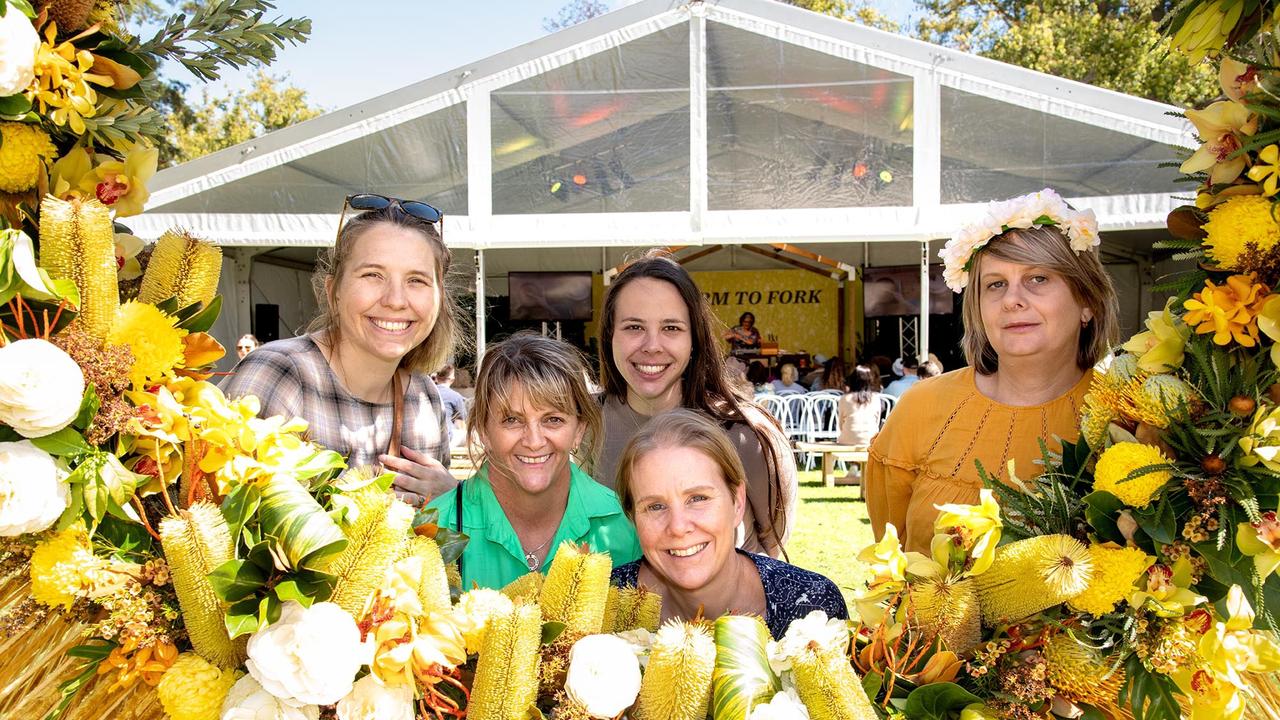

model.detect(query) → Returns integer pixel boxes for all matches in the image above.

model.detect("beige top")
[597,396,797,557]
[865,367,1091,554]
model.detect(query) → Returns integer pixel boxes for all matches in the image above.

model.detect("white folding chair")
[876,393,897,427]
[757,394,789,427]
[803,393,842,470]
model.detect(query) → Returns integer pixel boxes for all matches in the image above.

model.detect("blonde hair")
[615,409,745,520]
[308,207,462,374]
[467,333,603,476]
[961,225,1119,375]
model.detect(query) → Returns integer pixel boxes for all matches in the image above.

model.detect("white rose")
[564,634,642,719]
[1064,208,1100,252]
[0,339,85,438]
[246,601,364,707]
[0,9,38,97]
[336,674,414,720]
[767,611,849,674]
[0,440,69,536]
[221,675,318,720]
[748,688,811,720]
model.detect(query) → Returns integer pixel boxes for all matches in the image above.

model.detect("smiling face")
[976,254,1091,366]
[327,223,441,369]
[630,445,744,593]
[610,277,693,415]
[481,381,585,498]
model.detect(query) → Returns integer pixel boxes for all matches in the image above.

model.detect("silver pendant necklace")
[523,535,553,572]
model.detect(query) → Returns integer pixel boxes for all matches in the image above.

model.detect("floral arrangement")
[938,188,1099,292]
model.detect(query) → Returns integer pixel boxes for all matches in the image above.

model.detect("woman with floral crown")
[865,189,1120,553]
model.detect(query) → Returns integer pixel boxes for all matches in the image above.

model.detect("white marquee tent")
[130,0,1195,364]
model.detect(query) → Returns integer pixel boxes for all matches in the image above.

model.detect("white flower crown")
[938,188,1100,292]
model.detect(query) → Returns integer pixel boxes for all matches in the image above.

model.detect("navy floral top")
[611,550,849,639]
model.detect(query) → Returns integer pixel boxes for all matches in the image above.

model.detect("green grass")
[786,470,874,605]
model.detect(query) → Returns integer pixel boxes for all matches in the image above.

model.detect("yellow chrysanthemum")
[1067,544,1154,616]
[107,301,188,389]
[1203,196,1280,270]
[30,524,106,608]
[1093,442,1173,508]
[0,122,57,192]
[156,652,240,720]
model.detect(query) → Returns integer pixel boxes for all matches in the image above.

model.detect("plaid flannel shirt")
[219,335,450,470]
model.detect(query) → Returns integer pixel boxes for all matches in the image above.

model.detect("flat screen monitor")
[862,265,954,317]
[508,271,593,321]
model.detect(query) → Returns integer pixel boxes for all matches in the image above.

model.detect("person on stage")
[222,194,460,506]
[596,252,797,558]
[725,311,762,352]
[428,333,639,589]
[866,189,1119,553]
[611,410,846,639]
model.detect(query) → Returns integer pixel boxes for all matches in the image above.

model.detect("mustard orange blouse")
[865,367,1091,554]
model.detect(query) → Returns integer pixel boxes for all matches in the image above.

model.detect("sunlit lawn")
[786,469,874,605]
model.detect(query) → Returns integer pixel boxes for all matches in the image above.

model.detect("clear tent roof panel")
[134,0,1194,247]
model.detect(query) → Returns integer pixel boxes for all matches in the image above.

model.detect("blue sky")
[177,0,917,111]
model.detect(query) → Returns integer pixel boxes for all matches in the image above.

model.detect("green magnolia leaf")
[220,482,261,546]
[172,299,206,323]
[1084,491,1127,545]
[0,94,31,116]
[541,621,566,645]
[291,569,337,603]
[0,425,20,442]
[208,558,268,603]
[902,682,982,720]
[95,514,154,560]
[258,474,348,571]
[178,295,222,333]
[1077,704,1108,720]
[72,385,100,432]
[225,597,262,638]
[258,593,282,628]
[54,485,85,531]
[1135,496,1177,545]
[246,540,275,571]
[272,580,315,608]
[860,670,883,702]
[434,526,469,566]
[292,449,346,482]
[29,428,92,458]
[1123,653,1184,720]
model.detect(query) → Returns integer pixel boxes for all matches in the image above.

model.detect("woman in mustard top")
[866,190,1120,554]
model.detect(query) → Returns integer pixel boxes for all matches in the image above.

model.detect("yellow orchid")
[1238,404,1280,473]
[87,144,158,217]
[1128,558,1206,618]
[1122,299,1191,372]
[858,523,909,586]
[49,146,95,198]
[1247,145,1280,196]
[1172,586,1280,720]
[114,232,143,281]
[931,488,1002,576]
[363,556,467,688]
[1256,294,1280,368]
[1181,101,1259,185]
[26,22,113,135]
[1236,511,1280,580]
[1219,57,1259,103]
[1183,274,1269,346]
[1171,0,1244,62]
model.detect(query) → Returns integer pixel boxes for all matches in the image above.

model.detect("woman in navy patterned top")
[609,410,846,639]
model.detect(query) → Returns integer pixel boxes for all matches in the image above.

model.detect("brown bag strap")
[388,370,405,458]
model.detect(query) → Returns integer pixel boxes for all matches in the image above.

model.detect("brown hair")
[961,225,1119,375]
[308,206,461,374]
[467,333,603,476]
[615,409,745,520]
[599,251,789,550]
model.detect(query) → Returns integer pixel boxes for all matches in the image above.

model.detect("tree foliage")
[783,0,901,33]
[543,0,610,33]
[912,0,1216,106]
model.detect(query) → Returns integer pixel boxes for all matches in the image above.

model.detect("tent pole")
[474,249,486,366]
[919,241,930,363]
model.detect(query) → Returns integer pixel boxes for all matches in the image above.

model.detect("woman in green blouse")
[428,333,639,589]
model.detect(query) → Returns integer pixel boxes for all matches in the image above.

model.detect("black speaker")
[254,303,280,343]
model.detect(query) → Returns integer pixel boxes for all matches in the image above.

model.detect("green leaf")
[44,639,117,720]
[291,448,346,482]
[225,597,262,638]
[1135,496,1177,545]
[258,475,348,571]
[1084,491,1126,544]
[272,580,315,608]
[2,0,34,19]
[1122,653,1183,720]
[0,425,20,442]
[902,682,982,720]
[1076,704,1108,720]
[72,385,100,432]
[220,482,261,546]
[208,558,268,603]
[541,621,566,645]
[290,569,337,603]
[95,514,154,560]
[861,671,883,703]
[434,525,469,566]
[0,94,31,116]
[29,428,92,457]
[246,540,276,571]
[258,593,282,628]
[177,295,222,332]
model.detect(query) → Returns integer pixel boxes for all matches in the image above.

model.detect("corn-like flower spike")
[791,646,878,720]
[634,620,716,720]
[38,195,118,339]
[501,571,544,603]
[404,535,451,614]
[974,534,1093,625]
[611,585,663,633]
[712,615,780,720]
[601,586,619,634]
[325,487,414,616]
[138,229,222,309]
[469,601,542,720]
[908,576,981,654]
[159,502,245,667]
[1043,633,1127,715]
[538,541,610,635]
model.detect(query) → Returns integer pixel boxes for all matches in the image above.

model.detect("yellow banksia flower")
[108,301,188,389]
[326,487,414,616]
[401,535,451,614]
[0,122,57,192]
[1080,401,1114,451]
[601,586,619,633]
[160,502,245,668]
[453,588,515,655]
[1093,442,1173,509]
[469,602,542,720]
[634,620,716,720]
[1068,544,1154,616]
[446,562,461,588]
[611,585,663,633]
[539,541,611,636]
[974,535,1093,625]
[909,576,981,654]
[138,230,222,309]
[791,645,878,720]
[1130,374,1199,429]
[501,572,543,603]
[39,195,119,338]
[156,652,240,720]
[1043,634,1126,713]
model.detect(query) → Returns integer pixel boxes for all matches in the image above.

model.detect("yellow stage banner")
[689,269,842,359]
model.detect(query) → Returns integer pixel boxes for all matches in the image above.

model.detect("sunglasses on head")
[337,193,444,243]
